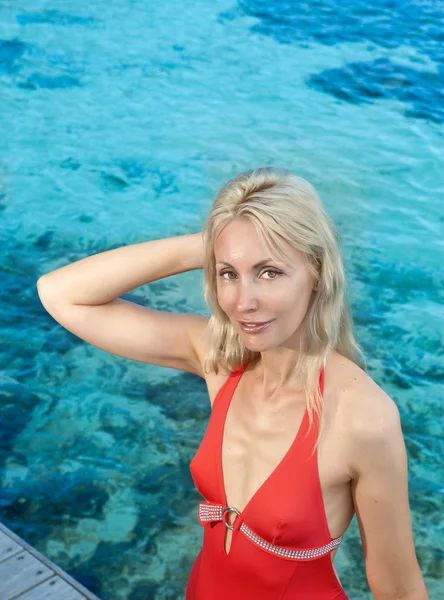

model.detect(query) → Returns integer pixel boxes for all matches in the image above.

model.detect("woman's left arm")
[348,385,429,600]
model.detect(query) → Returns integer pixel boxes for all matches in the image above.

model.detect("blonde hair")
[202,167,365,444]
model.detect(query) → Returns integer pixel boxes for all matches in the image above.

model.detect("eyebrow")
[216,259,283,269]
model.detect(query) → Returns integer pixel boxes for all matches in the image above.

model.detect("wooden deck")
[0,522,102,600]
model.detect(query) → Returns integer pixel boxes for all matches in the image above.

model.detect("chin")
[240,328,295,352]
[241,336,278,352]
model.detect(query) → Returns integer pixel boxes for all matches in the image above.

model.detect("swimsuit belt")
[198,501,343,562]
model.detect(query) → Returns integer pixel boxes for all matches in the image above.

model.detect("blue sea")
[0,0,442,598]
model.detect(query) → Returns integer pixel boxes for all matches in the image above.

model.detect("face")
[214,219,317,351]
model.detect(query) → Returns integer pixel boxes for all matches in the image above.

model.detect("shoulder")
[329,353,404,478]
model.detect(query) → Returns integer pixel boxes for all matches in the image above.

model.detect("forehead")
[214,219,301,265]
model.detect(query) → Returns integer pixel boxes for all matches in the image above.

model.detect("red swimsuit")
[187,362,349,599]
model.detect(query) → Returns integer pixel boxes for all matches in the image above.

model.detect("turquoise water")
[0,0,443,598]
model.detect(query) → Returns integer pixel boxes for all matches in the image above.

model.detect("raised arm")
[36,233,209,376]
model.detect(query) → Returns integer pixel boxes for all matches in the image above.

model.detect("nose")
[236,280,259,314]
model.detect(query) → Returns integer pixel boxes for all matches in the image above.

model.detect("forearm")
[371,577,429,600]
[373,590,429,600]
[37,233,205,306]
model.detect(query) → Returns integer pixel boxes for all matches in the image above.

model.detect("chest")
[222,391,306,508]
[219,381,353,542]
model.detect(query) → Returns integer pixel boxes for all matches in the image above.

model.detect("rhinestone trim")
[240,522,343,561]
[198,502,223,524]
[198,502,343,561]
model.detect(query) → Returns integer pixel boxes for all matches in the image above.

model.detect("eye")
[219,270,237,280]
[218,269,282,281]
[261,269,282,279]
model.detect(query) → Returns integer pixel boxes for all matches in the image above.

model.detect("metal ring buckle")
[222,506,241,530]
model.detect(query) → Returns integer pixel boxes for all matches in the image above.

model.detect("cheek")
[216,284,233,313]
[275,281,313,314]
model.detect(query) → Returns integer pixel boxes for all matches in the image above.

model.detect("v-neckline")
[218,363,310,520]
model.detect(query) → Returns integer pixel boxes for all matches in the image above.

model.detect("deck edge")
[0,522,102,600]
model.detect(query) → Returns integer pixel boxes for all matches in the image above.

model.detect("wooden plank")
[14,575,86,600]
[0,550,53,599]
[0,523,102,600]
[0,529,22,563]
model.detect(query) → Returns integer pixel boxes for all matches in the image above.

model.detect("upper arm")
[348,385,428,600]
[37,281,209,376]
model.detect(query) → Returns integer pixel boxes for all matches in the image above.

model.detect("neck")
[253,348,327,398]
[255,348,304,395]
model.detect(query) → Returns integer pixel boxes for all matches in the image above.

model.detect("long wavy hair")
[202,167,365,444]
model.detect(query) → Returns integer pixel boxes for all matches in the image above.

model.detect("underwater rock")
[17,10,94,27]
[0,381,42,455]
[140,371,208,422]
[0,39,27,74]
[238,1,444,123]
[128,580,159,600]
[308,59,444,124]
[18,72,82,90]
[60,158,82,171]
[1,474,109,534]
[239,0,444,63]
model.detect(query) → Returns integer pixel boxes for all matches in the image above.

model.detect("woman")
[37,167,428,599]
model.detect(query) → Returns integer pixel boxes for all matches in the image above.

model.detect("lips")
[238,320,273,334]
